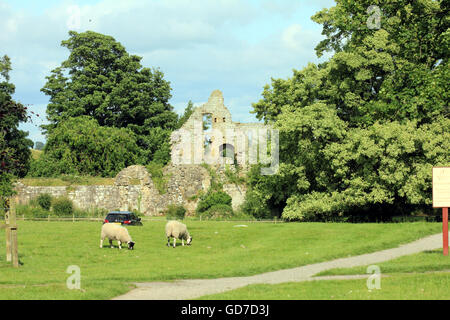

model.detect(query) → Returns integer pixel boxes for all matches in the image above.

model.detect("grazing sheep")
[100,223,135,250]
[165,220,192,248]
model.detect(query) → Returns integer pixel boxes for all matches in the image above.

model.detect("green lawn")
[316,249,450,276]
[198,247,450,300]
[197,273,450,300]
[0,220,442,299]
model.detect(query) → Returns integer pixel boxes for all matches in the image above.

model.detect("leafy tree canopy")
[41,31,178,164]
[246,0,450,221]
[253,0,449,126]
[0,55,33,204]
[29,116,142,177]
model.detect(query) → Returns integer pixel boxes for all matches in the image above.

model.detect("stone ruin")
[14,90,272,216]
[171,90,271,168]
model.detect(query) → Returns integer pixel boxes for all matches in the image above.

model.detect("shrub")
[16,204,49,219]
[240,190,273,219]
[32,206,51,218]
[52,197,74,216]
[199,204,234,219]
[37,193,52,210]
[196,191,232,215]
[166,204,187,220]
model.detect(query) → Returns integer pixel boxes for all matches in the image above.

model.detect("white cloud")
[282,24,307,50]
[5,0,334,142]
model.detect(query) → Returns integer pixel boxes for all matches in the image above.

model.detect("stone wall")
[14,164,246,216]
[170,90,272,168]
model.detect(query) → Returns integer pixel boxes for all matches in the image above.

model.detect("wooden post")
[11,201,18,268]
[5,227,11,262]
[8,199,19,267]
[5,200,12,262]
[443,207,448,256]
[4,198,19,267]
[11,227,18,267]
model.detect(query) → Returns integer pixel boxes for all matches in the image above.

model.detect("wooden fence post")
[5,220,11,262]
[5,199,12,263]
[4,198,18,267]
[10,200,18,268]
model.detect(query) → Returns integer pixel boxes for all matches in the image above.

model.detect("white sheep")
[100,223,135,250]
[165,220,192,248]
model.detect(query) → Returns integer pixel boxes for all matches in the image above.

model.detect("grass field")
[316,249,450,276]
[197,273,450,300]
[0,220,442,299]
[198,248,450,300]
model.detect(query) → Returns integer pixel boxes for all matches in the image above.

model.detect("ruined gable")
[171,90,269,167]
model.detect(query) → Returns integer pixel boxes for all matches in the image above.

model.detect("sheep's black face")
[187,236,193,245]
[128,241,135,250]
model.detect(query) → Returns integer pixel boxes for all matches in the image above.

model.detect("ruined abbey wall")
[14,164,246,216]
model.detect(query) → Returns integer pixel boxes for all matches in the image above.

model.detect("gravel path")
[112,232,448,300]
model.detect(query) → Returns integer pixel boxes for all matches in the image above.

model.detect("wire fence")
[1,204,283,223]
[5,215,284,223]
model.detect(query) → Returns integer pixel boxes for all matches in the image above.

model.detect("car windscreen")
[106,214,128,221]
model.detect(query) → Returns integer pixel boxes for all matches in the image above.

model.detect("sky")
[1,0,335,144]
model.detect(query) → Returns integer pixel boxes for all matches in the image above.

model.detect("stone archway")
[219,143,235,158]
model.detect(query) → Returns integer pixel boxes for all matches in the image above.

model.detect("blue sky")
[1,0,335,144]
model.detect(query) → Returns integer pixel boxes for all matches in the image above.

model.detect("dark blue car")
[103,211,143,226]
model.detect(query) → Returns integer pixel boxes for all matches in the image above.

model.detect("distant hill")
[30,149,42,160]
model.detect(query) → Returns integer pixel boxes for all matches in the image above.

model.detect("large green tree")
[41,31,178,164]
[253,1,449,126]
[29,116,141,177]
[0,55,33,204]
[246,0,449,221]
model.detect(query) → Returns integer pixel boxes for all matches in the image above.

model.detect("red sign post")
[443,207,448,256]
[432,167,450,256]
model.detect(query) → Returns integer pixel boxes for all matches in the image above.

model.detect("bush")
[199,204,234,219]
[240,190,273,219]
[52,197,74,216]
[196,191,232,215]
[166,204,186,220]
[16,204,50,219]
[37,193,52,210]
[32,206,51,218]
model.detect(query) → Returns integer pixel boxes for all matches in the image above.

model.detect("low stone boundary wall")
[14,164,246,216]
